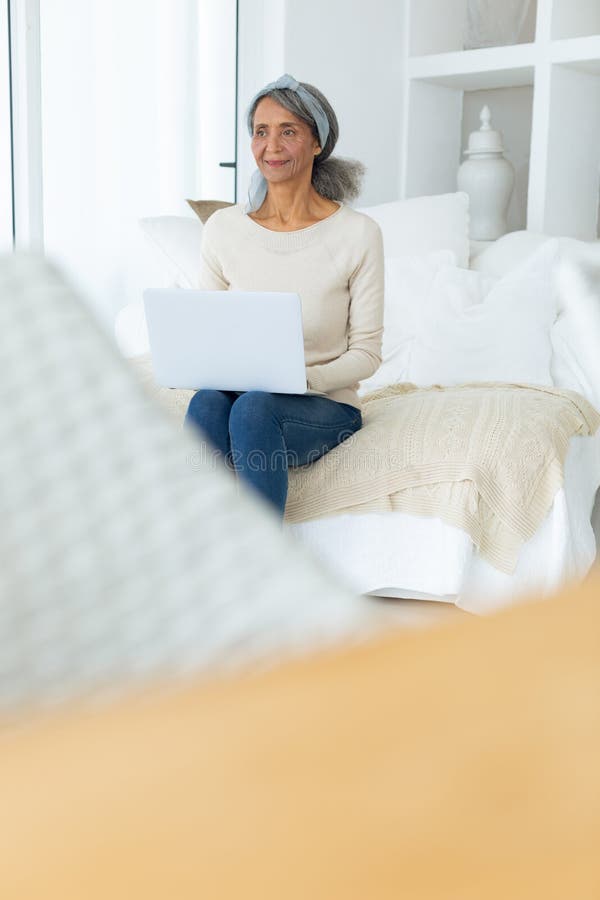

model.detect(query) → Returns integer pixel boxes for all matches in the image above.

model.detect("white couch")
[117,193,600,614]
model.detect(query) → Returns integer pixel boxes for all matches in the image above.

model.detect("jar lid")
[464,105,505,155]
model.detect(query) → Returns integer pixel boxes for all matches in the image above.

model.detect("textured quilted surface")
[0,254,374,715]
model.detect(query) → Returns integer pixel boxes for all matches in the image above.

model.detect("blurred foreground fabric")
[0,253,380,712]
[1,569,600,899]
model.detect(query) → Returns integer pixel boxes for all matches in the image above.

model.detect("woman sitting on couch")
[184,73,384,516]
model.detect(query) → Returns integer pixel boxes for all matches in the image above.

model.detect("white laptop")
[143,289,308,394]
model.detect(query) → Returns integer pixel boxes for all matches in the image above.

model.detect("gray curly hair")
[247,82,365,203]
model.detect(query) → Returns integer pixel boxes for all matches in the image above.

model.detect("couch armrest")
[127,353,193,426]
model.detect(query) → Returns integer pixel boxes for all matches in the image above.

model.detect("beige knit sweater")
[197,202,385,409]
[285,382,600,574]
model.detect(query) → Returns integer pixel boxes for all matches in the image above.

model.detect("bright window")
[37,0,237,326]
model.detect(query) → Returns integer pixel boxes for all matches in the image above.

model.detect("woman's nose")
[266,133,282,152]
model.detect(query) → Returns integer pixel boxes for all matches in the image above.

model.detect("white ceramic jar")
[457,106,515,241]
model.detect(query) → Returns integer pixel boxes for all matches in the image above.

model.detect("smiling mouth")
[265,160,289,167]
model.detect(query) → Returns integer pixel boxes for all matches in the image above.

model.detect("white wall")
[285,0,405,206]
[237,0,406,207]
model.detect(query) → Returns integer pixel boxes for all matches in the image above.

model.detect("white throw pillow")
[407,238,560,387]
[358,250,456,395]
[470,230,553,278]
[139,215,203,288]
[120,216,204,358]
[357,192,471,268]
[115,301,150,357]
[552,242,600,407]
[473,231,600,405]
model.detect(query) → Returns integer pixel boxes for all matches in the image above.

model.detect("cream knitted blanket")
[285,383,600,574]
[128,356,600,575]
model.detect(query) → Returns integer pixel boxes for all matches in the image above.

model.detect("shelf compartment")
[403,79,533,234]
[401,0,600,240]
[542,62,600,238]
[551,0,600,40]
[409,0,537,56]
[403,81,463,199]
[408,44,535,89]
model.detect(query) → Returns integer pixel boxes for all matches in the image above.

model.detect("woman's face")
[251,97,321,187]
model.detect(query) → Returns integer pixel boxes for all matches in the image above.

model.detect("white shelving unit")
[401,0,600,239]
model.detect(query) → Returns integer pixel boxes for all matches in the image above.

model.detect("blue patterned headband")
[244,73,331,214]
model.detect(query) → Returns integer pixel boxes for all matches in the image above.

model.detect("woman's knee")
[228,391,276,433]
[185,389,233,426]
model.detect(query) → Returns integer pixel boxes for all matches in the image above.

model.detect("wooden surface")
[1,573,600,899]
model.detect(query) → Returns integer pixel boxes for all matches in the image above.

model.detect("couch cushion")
[358,249,456,395]
[473,231,600,405]
[471,231,554,278]
[357,192,470,268]
[186,199,234,223]
[139,215,203,288]
[406,239,560,387]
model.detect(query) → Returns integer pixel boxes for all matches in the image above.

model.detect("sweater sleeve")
[197,216,229,291]
[305,220,384,395]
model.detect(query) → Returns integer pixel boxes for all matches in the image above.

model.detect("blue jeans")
[184,390,362,516]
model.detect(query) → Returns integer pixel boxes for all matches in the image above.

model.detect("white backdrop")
[236,0,406,210]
